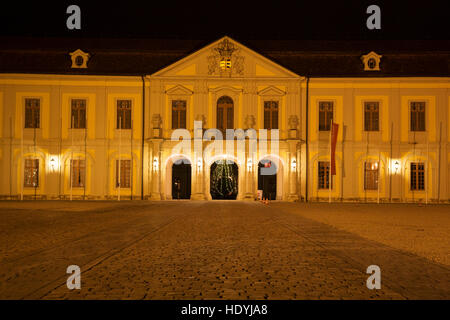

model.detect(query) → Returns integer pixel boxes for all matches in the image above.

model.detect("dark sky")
[0,1,448,40]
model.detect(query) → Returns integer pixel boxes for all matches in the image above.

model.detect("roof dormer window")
[69,49,90,69]
[361,51,382,71]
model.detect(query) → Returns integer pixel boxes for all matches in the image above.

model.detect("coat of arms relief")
[207,39,244,76]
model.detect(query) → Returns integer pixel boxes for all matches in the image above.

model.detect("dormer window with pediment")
[361,51,382,71]
[69,49,90,69]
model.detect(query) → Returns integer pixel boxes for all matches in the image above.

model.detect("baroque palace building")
[0,36,449,202]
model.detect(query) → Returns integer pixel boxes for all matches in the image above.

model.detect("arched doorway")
[217,96,234,134]
[172,160,191,199]
[258,160,277,200]
[210,160,238,200]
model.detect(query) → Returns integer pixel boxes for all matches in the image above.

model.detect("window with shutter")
[25,98,40,128]
[171,100,187,129]
[410,102,425,132]
[24,159,39,187]
[364,161,379,190]
[364,102,379,131]
[319,101,333,131]
[410,162,425,190]
[116,160,131,188]
[117,100,132,129]
[264,101,279,130]
[70,159,86,187]
[71,99,87,129]
[217,96,233,134]
[318,161,330,189]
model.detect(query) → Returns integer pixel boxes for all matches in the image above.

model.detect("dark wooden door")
[258,161,277,200]
[172,163,191,199]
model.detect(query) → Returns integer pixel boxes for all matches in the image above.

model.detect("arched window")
[217,96,234,133]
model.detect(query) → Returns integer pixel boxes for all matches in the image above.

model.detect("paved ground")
[0,201,448,300]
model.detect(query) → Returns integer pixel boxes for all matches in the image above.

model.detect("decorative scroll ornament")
[207,39,244,76]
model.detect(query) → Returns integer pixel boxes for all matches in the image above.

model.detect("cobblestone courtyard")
[0,201,448,300]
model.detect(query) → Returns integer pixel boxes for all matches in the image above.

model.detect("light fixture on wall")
[197,158,203,169]
[153,157,159,171]
[393,161,400,174]
[291,158,297,171]
[247,158,253,171]
[48,156,59,172]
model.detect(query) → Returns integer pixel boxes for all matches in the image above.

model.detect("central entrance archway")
[258,160,277,200]
[172,160,191,199]
[210,160,238,200]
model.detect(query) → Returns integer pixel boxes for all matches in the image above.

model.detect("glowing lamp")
[48,156,59,172]
[394,161,400,174]
[247,158,253,171]
[291,159,297,171]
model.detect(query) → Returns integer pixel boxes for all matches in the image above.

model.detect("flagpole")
[118,117,121,202]
[329,120,332,203]
[70,116,73,201]
[426,139,429,205]
[377,149,380,204]
[20,110,23,201]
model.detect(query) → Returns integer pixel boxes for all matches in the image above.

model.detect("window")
[75,56,84,67]
[368,58,376,69]
[410,102,425,132]
[319,101,333,131]
[364,161,379,190]
[364,102,379,131]
[25,98,40,128]
[410,162,425,191]
[172,100,187,129]
[318,161,330,189]
[71,159,85,188]
[71,99,86,129]
[24,159,39,187]
[117,100,132,129]
[264,101,279,130]
[217,96,234,133]
[116,159,131,188]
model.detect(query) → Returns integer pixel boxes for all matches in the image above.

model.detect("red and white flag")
[330,122,339,175]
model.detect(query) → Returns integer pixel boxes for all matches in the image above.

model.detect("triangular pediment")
[165,84,193,95]
[258,86,286,96]
[152,36,300,78]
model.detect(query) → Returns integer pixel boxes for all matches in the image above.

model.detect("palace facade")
[0,36,449,202]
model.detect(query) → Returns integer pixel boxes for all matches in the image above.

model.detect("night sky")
[0,1,448,41]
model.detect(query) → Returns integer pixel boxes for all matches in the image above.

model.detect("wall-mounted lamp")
[291,158,297,171]
[393,161,400,174]
[247,158,253,171]
[153,157,159,171]
[48,156,59,172]
[197,158,203,169]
